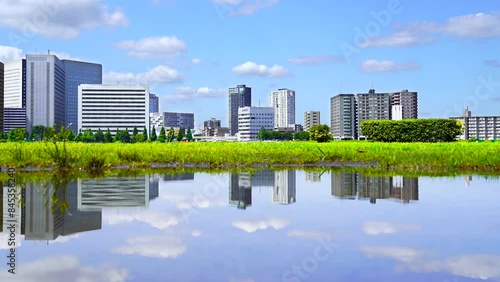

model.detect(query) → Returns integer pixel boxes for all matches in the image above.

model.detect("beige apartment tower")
[304,111,320,131]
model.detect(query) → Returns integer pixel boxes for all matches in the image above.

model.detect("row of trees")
[257,125,332,142]
[0,125,194,143]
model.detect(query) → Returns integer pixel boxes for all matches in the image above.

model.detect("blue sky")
[0,0,499,128]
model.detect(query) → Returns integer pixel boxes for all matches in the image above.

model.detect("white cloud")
[233,218,289,233]
[232,61,291,78]
[104,210,183,230]
[0,255,129,281]
[288,55,345,65]
[103,65,184,84]
[191,230,202,237]
[192,58,202,64]
[163,86,226,103]
[362,12,500,48]
[361,60,420,73]
[361,246,500,280]
[287,230,332,240]
[212,0,278,15]
[0,0,128,39]
[0,46,23,62]
[49,234,81,244]
[113,36,187,58]
[113,236,186,258]
[363,221,421,235]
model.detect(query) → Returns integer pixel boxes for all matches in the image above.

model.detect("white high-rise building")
[270,170,296,205]
[3,59,26,108]
[78,84,149,135]
[269,88,295,128]
[26,54,66,131]
[238,106,274,141]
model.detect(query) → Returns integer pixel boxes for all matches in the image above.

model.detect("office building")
[269,88,295,128]
[0,62,3,132]
[150,112,194,130]
[62,60,102,133]
[26,54,66,131]
[304,111,320,131]
[2,59,26,108]
[238,106,274,141]
[356,89,391,138]
[150,93,159,113]
[204,118,221,129]
[390,90,418,120]
[78,84,149,136]
[3,108,27,132]
[330,94,357,139]
[270,170,296,205]
[78,176,149,211]
[149,174,160,201]
[228,85,252,136]
[305,172,321,182]
[451,107,500,140]
[391,176,419,204]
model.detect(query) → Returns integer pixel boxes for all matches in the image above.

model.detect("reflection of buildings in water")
[0,185,3,233]
[331,172,419,204]
[24,182,65,240]
[464,176,472,187]
[78,176,149,211]
[2,183,23,237]
[305,172,321,182]
[271,170,296,205]
[149,174,160,201]
[247,170,275,187]
[162,173,194,182]
[331,171,357,200]
[229,174,252,209]
[62,181,102,236]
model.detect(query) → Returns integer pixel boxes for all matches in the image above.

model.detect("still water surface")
[1,170,500,282]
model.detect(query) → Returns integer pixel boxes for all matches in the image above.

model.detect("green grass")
[0,141,500,172]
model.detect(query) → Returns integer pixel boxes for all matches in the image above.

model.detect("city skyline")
[0,1,498,128]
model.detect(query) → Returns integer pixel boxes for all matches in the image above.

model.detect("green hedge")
[360,119,464,142]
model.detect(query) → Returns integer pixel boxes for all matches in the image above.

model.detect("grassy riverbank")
[1,141,500,172]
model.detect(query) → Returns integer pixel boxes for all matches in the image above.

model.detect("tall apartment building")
[78,84,149,135]
[269,88,295,128]
[304,111,320,131]
[62,60,102,133]
[330,94,357,139]
[451,107,500,140]
[0,62,3,132]
[356,89,391,137]
[3,59,26,132]
[390,90,418,120]
[228,85,252,136]
[229,174,252,210]
[149,93,159,113]
[238,106,274,141]
[26,54,66,131]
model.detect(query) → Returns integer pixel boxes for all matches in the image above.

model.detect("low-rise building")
[451,107,500,140]
[238,106,274,141]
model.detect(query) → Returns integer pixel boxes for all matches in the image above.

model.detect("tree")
[309,124,333,143]
[114,130,132,143]
[43,126,56,141]
[75,129,83,142]
[150,126,157,142]
[29,125,47,141]
[176,127,185,142]
[167,127,175,142]
[142,126,148,139]
[282,132,293,141]
[113,128,120,142]
[158,126,166,143]
[294,131,310,141]
[134,133,146,143]
[94,128,104,143]
[186,128,193,142]
[132,126,139,143]
[258,127,270,141]
[67,129,75,141]
[0,132,8,142]
[104,128,113,143]
[82,129,96,143]
[8,128,27,142]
